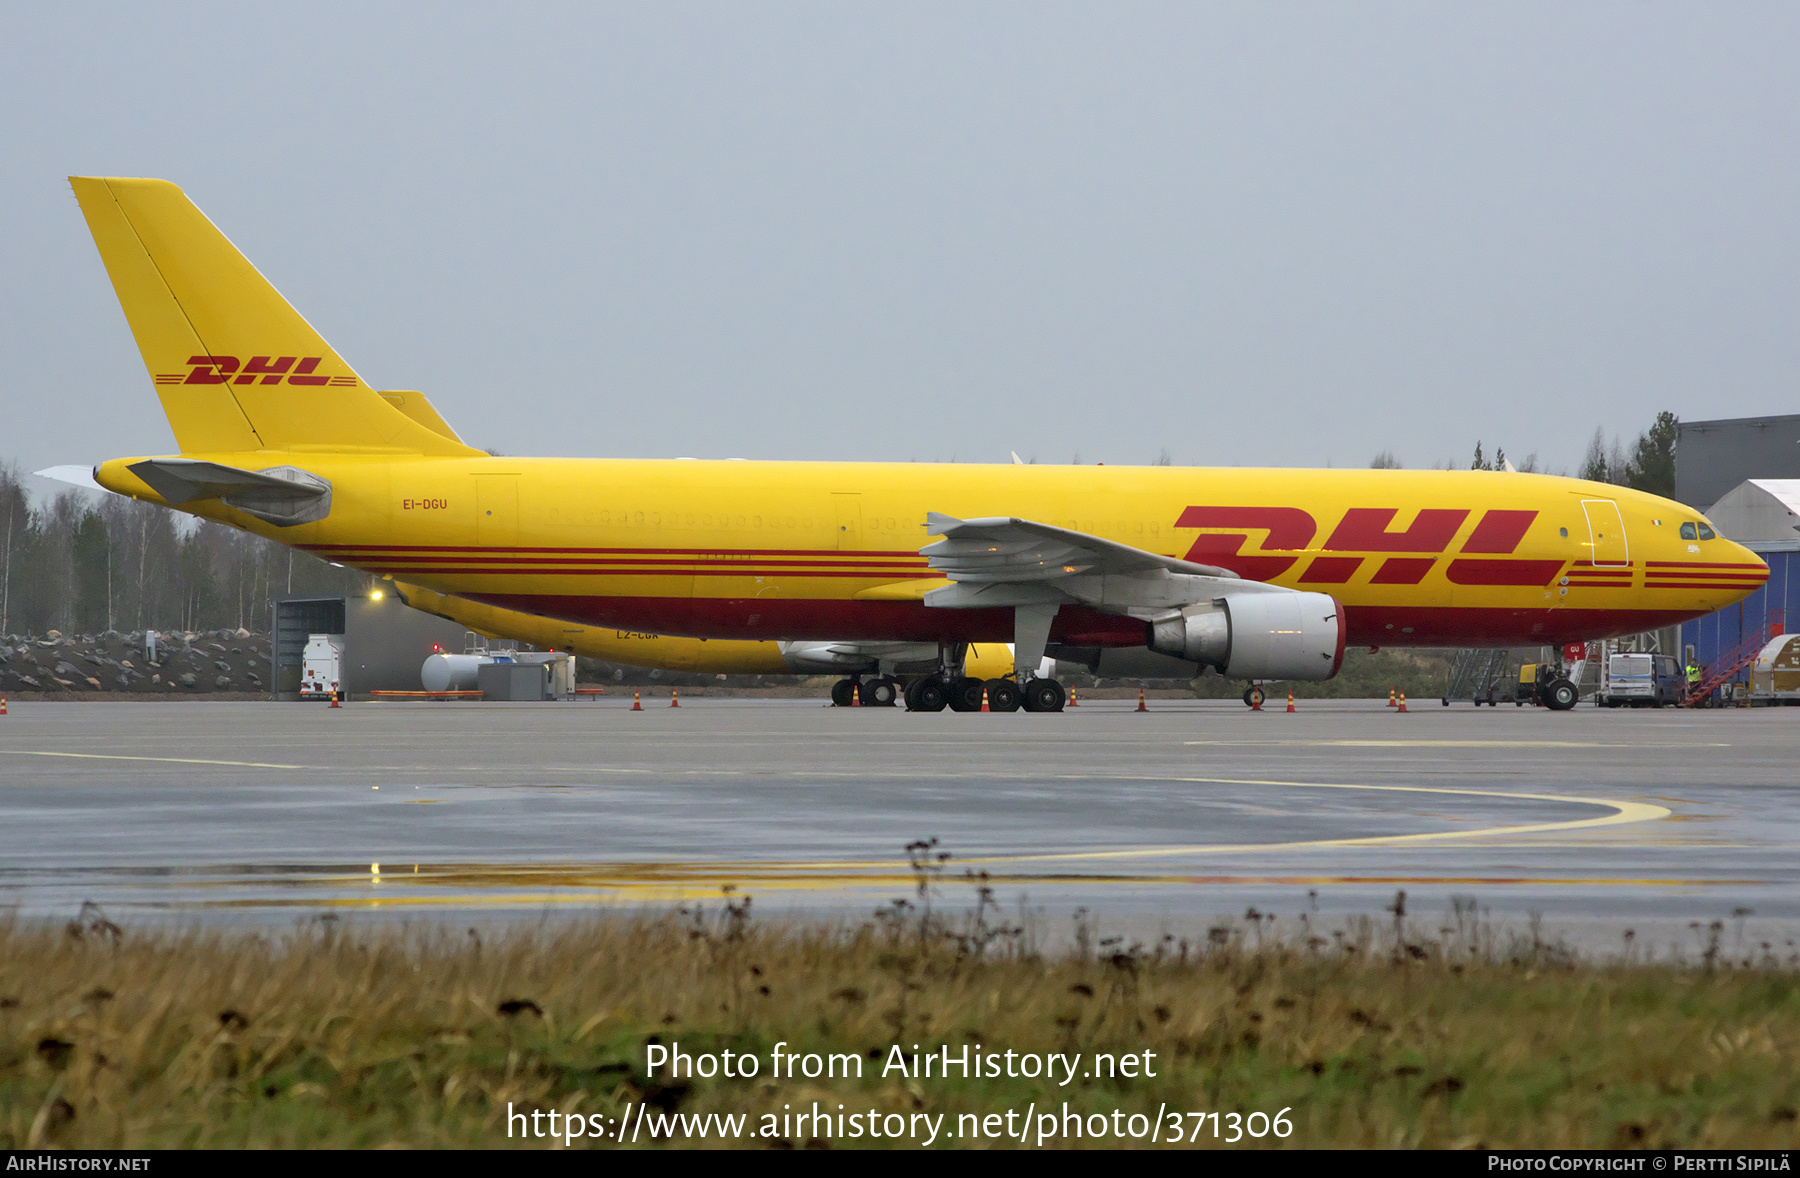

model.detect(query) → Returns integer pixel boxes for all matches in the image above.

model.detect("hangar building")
[1675,413,1800,508]
[1678,478,1799,680]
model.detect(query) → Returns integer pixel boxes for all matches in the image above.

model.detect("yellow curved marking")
[940,776,1671,867]
[164,775,1674,913]
[0,750,305,769]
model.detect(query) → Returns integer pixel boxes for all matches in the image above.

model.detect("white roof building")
[1706,479,1800,552]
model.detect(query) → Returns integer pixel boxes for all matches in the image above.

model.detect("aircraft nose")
[1727,538,1769,577]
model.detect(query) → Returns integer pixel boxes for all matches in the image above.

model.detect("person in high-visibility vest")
[1686,661,1703,691]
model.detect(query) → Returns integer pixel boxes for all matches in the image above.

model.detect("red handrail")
[1683,609,1785,706]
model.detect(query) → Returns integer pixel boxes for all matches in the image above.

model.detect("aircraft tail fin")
[69,176,477,457]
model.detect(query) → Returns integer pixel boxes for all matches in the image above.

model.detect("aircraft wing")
[919,510,1298,630]
[922,512,1240,583]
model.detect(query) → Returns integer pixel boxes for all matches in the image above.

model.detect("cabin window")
[1680,522,1698,540]
[1559,527,1568,538]
[1698,522,1716,541]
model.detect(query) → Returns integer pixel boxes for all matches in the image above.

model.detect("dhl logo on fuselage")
[1179,505,1562,587]
[153,355,358,388]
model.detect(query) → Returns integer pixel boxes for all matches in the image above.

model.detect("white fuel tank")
[421,653,490,692]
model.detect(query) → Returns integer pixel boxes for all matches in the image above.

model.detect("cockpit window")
[1698,522,1716,541]
[1680,522,1698,540]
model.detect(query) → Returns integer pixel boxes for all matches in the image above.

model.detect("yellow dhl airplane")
[60,177,1769,712]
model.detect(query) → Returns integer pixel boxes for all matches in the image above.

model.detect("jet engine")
[1147,592,1345,681]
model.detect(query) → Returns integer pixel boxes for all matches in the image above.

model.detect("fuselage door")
[475,474,520,547]
[1581,499,1629,567]
[833,493,863,551]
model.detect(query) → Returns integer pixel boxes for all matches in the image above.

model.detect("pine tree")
[71,509,111,633]
[1627,411,1678,497]
[1579,427,1610,483]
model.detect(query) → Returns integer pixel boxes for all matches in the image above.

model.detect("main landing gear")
[901,675,1063,713]
[830,676,899,707]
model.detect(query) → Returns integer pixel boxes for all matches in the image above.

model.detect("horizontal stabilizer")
[33,465,107,492]
[127,458,331,527]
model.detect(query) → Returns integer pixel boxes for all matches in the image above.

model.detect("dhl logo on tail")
[155,355,357,387]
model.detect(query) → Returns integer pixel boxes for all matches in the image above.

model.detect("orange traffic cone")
[852,683,862,707]
[1251,689,1263,711]
[1286,689,1296,713]
[670,689,680,708]
[329,682,340,708]
[1067,688,1078,707]
[632,689,642,711]
[1135,688,1148,713]
[1,693,8,715]
[1397,690,1408,713]
[980,685,990,712]
[1387,687,1397,708]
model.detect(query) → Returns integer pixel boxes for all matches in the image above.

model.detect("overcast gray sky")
[4,2,1797,495]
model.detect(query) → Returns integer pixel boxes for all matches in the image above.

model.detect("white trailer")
[300,633,344,699]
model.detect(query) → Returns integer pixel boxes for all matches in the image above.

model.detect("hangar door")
[1581,499,1630,567]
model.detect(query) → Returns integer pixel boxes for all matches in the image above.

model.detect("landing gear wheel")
[1021,677,1066,712]
[946,677,986,712]
[905,676,948,712]
[1542,677,1579,711]
[986,679,1022,712]
[862,677,898,707]
[1243,686,1266,709]
[830,678,856,708]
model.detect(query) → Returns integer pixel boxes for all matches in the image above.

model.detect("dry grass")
[1,897,1797,1149]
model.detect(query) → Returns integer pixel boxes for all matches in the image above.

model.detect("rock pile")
[0,629,270,696]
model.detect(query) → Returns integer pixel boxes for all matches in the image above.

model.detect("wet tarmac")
[1,698,1795,950]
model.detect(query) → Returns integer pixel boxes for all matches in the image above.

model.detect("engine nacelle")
[1148,592,1345,681]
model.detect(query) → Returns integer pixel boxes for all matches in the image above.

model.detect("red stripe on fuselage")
[301,544,924,558]
[364,566,948,580]
[343,555,930,570]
